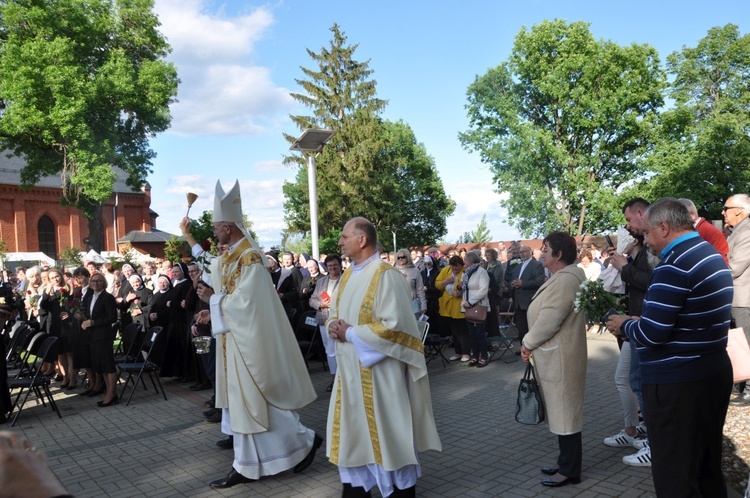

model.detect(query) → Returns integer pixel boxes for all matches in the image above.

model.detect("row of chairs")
[421,306,519,366]
[3,320,169,425]
[4,323,62,426]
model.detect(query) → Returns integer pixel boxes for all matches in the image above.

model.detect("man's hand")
[179,217,191,236]
[328,319,351,342]
[195,309,211,325]
[196,283,214,303]
[609,252,629,271]
[606,314,637,338]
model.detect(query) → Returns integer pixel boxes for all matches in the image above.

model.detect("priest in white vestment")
[327,217,442,498]
[203,180,322,489]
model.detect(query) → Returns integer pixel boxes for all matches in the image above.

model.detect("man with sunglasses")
[723,194,750,406]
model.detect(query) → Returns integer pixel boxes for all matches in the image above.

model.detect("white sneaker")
[460,356,470,362]
[623,445,652,466]
[632,438,648,450]
[448,355,461,361]
[636,423,647,436]
[604,430,637,447]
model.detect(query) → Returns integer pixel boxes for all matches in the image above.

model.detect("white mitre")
[213,180,270,267]
[213,180,243,223]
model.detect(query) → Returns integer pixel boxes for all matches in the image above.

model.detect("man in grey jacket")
[510,245,545,344]
[724,194,750,406]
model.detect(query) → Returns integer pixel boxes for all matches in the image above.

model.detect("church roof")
[118,229,181,244]
[0,150,140,193]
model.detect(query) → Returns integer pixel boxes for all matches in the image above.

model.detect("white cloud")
[153,1,295,136]
[156,173,289,247]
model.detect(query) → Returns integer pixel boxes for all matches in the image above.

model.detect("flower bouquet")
[574,279,625,330]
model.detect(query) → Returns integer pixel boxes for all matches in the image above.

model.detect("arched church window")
[38,215,57,260]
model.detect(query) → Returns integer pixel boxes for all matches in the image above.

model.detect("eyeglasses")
[723,206,742,212]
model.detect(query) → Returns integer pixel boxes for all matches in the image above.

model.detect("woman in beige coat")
[521,231,587,488]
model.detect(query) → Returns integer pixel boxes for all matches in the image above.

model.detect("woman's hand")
[520,345,531,362]
[131,308,142,317]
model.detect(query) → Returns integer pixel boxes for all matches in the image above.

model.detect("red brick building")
[0,152,174,260]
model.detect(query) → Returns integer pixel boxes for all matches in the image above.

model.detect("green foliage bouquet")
[574,279,625,328]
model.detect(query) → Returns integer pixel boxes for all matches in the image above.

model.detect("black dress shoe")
[87,388,105,397]
[540,467,559,476]
[97,395,119,407]
[204,409,222,423]
[541,476,581,487]
[216,436,233,450]
[293,433,323,473]
[209,469,255,488]
[203,407,219,418]
[190,381,212,391]
[80,389,92,396]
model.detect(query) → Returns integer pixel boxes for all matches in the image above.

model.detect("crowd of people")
[1,190,748,497]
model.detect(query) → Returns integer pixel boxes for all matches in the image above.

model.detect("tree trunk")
[86,203,105,252]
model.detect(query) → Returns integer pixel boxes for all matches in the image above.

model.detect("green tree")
[59,246,83,267]
[0,0,179,251]
[640,24,750,218]
[283,24,455,247]
[469,214,492,243]
[163,236,185,264]
[188,210,259,249]
[460,20,664,237]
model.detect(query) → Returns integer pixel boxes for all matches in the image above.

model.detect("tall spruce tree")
[283,24,454,247]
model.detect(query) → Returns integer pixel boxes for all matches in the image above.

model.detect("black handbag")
[515,363,545,425]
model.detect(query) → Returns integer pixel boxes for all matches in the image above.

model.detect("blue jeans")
[629,340,645,423]
[466,320,487,361]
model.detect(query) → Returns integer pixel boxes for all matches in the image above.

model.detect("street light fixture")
[290,128,336,261]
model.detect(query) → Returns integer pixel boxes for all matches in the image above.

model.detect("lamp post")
[290,128,336,261]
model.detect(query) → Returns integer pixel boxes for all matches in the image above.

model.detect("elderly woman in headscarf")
[148,274,173,330]
[395,248,427,318]
[123,273,153,330]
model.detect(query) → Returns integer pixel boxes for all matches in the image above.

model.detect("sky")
[146,0,749,249]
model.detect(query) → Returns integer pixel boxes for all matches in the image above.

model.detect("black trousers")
[515,308,529,343]
[643,367,733,498]
[556,432,582,478]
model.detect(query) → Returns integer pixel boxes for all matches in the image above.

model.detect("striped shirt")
[622,232,734,384]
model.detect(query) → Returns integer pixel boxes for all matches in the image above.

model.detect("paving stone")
[6,334,671,497]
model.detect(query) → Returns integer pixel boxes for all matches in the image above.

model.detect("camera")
[0,282,25,313]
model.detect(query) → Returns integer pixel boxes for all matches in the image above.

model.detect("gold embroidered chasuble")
[212,238,316,435]
[326,259,441,470]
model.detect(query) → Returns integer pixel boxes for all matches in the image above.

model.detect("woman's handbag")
[727,327,750,383]
[515,363,545,425]
[464,303,487,323]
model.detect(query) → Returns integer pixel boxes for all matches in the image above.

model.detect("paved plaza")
[5,332,744,497]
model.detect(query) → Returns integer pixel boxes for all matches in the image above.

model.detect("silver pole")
[308,154,320,261]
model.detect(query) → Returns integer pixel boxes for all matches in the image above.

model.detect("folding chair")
[418,320,430,344]
[118,326,168,406]
[3,321,29,361]
[423,324,451,367]
[295,310,327,370]
[9,332,48,379]
[6,324,34,366]
[114,322,144,364]
[488,300,518,363]
[8,336,62,426]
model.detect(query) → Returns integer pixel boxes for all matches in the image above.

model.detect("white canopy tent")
[1,252,56,269]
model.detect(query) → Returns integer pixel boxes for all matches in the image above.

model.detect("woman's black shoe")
[97,395,119,407]
[540,467,558,476]
[87,388,105,397]
[540,476,580,487]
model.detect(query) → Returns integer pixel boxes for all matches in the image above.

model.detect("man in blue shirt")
[608,198,734,498]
